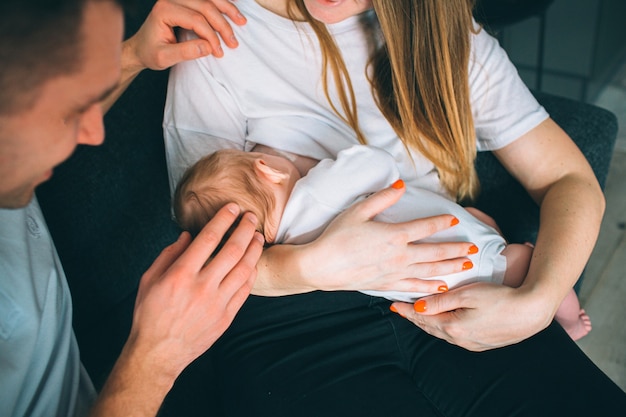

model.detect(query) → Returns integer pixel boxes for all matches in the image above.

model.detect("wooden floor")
[576,58,626,392]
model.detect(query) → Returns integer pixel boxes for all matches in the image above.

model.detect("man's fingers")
[141,232,192,287]
[202,211,262,280]
[154,39,215,68]
[207,0,247,26]
[221,252,259,316]
[184,0,246,48]
[176,203,242,270]
[215,229,264,294]
[158,2,224,53]
[163,0,243,50]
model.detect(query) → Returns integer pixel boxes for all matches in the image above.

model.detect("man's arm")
[101,0,246,112]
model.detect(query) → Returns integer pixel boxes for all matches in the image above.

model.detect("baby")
[173,145,591,340]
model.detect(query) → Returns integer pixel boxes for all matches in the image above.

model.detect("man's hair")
[0,0,132,115]
[173,149,277,238]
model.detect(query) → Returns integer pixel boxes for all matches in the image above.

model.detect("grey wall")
[496,0,626,102]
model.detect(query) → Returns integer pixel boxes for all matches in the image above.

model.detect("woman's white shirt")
[163,0,548,200]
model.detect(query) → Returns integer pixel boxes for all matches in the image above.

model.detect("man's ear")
[254,158,288,184]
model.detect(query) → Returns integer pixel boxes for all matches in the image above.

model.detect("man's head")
[0,0,126,208]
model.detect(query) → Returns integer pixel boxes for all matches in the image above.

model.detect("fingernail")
[230,35,238,46]
[391,179,404,189]
[254,232,265,244]
[438,285,448,292]
[468,244,479,255]
[414,300,427,313]
[197,43,209,56]
[244,212,258,224]
[226,204,240,214]
[216,45,224,56]
[462,260,473,270]
[450,217,459,226]
[390,305,406,318]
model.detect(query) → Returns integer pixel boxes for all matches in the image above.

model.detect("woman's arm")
[253,181,479,296]
[101,0,246,113]
[392,118,605,351]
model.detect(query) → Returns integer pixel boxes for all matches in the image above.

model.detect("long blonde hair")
[291,0,479,201]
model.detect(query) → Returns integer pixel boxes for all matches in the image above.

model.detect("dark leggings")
[209,291,625,416]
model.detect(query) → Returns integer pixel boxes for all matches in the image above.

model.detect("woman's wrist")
[516,276,563,326]
[253,243,319,296]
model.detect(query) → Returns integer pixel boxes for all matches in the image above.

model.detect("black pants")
[205,291,625,416]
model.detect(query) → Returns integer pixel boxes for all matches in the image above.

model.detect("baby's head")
[174,149,278,238]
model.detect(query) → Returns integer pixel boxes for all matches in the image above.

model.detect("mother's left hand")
[391,282,556,351]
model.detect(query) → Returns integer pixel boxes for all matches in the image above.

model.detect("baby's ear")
[254,158,288,184]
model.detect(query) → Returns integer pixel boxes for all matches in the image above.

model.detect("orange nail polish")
[438,285,448,292]
[468,244,479,255]
[462,260,473,270]
[389,305,399,313]
[391,179,405,189]
[450,217,459,226]
[414,300,427,313]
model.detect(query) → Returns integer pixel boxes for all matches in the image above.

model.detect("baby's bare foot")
[564,309,592,341]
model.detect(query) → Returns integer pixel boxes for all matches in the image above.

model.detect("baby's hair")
[173,149,277,238]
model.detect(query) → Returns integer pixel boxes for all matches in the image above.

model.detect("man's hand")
[125,0,247,72]
[130,204,262,375]
[103,0,246,111]
[91,204,263,417]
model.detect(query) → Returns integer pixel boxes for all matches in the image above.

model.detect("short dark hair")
[0,0,132,115]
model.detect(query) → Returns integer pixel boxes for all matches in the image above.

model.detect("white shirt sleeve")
[469,24,549,151]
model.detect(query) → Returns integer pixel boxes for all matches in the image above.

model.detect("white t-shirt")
[0,198,96,417]
[276,146,507,302]
[163,0,548,200]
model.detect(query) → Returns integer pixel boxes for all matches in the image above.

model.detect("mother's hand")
[256,181,477,296]
[391,282,556,351]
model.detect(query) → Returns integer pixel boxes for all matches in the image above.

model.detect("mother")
[164,0,625,414]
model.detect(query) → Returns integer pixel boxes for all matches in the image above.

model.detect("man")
[0,0,263,415]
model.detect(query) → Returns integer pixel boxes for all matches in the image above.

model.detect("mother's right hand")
[255,181,475,296]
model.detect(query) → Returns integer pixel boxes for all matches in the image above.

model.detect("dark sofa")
[35,3,618,415]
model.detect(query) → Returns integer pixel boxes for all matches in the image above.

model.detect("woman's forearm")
[521,171,605,310]
[498,118,606,310]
